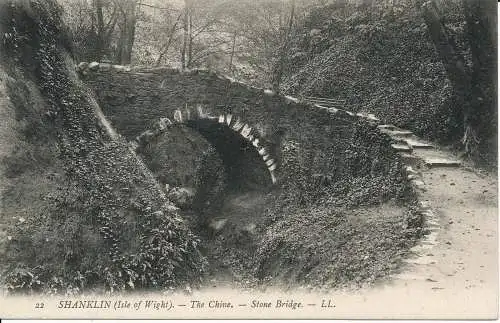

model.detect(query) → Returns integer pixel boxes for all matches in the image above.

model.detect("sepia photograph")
[0,0,497,319]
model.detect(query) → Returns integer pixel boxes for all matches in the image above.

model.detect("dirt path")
[354,126,498,318]
[195,121,497,319]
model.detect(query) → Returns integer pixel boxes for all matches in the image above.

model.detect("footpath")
[305,96,496,318]
[352,122,498,319]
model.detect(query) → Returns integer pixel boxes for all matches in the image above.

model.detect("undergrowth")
[0,0,206,294]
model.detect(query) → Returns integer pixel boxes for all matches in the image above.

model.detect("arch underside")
[134,105,278,185]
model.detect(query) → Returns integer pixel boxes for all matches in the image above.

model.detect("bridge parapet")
[80,61,396,192]
[76,61,379,126]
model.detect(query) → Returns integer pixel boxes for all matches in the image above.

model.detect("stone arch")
[133,105,278,185]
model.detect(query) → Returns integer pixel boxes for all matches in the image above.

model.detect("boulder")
[100,63,111,72]
[242,223,257,235]
[88,61,100,71]
[167,187,195,208]
[209,218,228,232]
[77,62,88,72]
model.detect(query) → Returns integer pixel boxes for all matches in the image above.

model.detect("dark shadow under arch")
[184,118,273,191]
[134,105,278,187]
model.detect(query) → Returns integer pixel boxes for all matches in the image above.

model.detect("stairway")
[377,124,461,169]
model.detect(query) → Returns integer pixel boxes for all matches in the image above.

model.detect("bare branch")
[139,2,179,12]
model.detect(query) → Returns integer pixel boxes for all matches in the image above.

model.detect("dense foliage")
[280,0,496,167]
[0,0,206,294]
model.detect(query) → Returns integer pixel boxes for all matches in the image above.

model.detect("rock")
[366,113,379,121]
[209,218,228,232]
[419,201,431,209]
[380,128,413,137]
[88,61,100,71]
[424,158,461,167]
[100,63,111,71]
[242,223,257,235]
[284,95,299,104]
[405,138,434,149]
[309,28,321,37]
[413,179,425,187]
[405,165,418,174]
[112,65,127,72]
[77,61,88,72]
[391,143,412,153]
[167,187,195,208]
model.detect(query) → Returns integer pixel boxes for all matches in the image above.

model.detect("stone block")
[405,138,434,149]
[88,61,99,71]
[382,129,414,137]
[424,158,461,167]
[100,63,111,72]
[391,143,412,153]
[209,218,228,232]
[77,61,88,72]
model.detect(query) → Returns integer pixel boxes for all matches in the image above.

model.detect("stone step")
[392,138,412,146]
[381,128,414,138]
[405,138,434,149]
[356,112,380,122]
[424,158,461,168]
[411,178,426,189]
[390,130,414,137]
[405,165,420,175]
[391,143,413,153]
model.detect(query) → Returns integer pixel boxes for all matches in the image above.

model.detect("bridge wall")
[81,63,405,200]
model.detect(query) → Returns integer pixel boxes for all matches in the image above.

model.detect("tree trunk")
[419,0,469,143]
[181,2,189,69]
[117,0,137,65]
[187,7,193,68]
[126,2,137,64]
[461,0,497,156]
[419,0,496,158]
[272,0,295,93]
[228,32,237,75]
[420,0,469,94]
[94,0,105,61]
[155,12,182,66]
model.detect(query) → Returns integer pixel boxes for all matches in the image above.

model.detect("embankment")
[0,0,205,294]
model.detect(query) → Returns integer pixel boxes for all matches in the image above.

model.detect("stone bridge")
[79,62,390,191]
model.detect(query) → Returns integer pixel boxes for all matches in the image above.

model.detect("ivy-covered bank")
[0,0,206,294]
